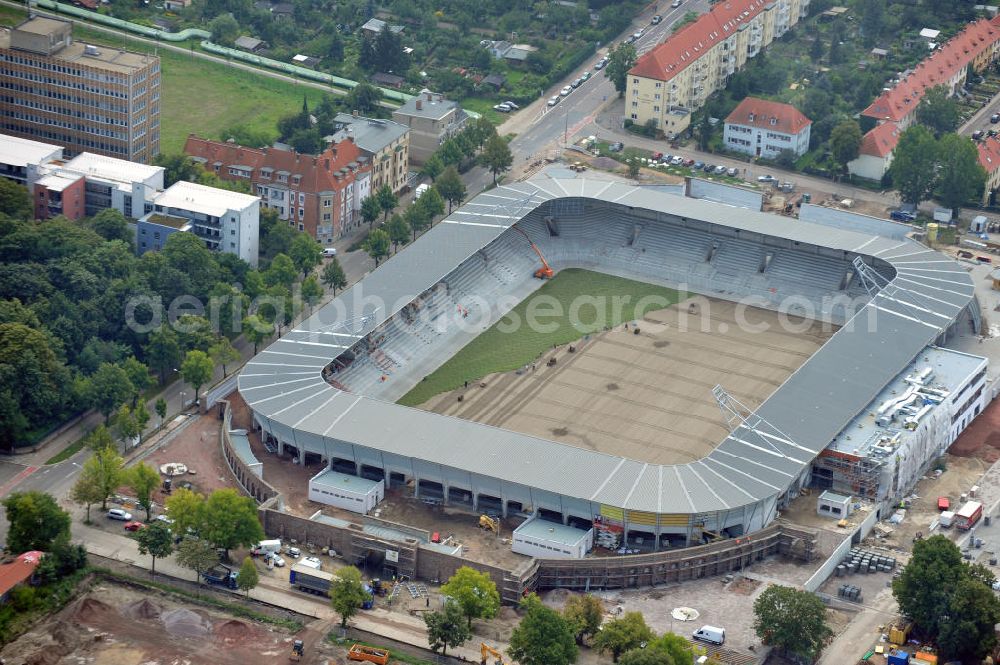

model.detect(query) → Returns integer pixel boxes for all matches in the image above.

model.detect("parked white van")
[692,625,725,645]
[251,539,282,555]
[322,247,337,257]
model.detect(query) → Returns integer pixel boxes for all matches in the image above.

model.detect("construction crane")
[511,226,554,279]
[481,643,511,665]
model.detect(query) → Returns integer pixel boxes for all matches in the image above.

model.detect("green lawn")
[0,5,324,154]
[397,269,682,406]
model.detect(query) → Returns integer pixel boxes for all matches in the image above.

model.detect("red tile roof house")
[862,17,1000,131]
[0,551,43,604]
[723,97,812,159]
[978,136,1000,205]
[184,136,372,246]
[847,122,900,182]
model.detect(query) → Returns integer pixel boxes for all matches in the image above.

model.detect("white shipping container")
[939,511,954,528]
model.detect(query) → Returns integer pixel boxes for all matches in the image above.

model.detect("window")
[298,223,304,231]
[231,229,236,235]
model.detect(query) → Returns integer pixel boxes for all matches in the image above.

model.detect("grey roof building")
[392,90,467,164]
[329,113,410,192]
[240,179,976,546]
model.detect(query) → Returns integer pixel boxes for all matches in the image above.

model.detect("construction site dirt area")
[418,298,835,465]
[1,581,314,665]
[949,394,1000,463]
[143,411,234,499]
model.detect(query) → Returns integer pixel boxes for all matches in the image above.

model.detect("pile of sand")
[215,619,256,641]
[161,608,209,637]
[124,598,161,620]
[73,598,114,623]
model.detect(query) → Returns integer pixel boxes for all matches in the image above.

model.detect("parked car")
[992,113,1000,124]
[651,14,662,24]
[671,0,682,7]
[264,551,286,567]
[757,174,778,183]
[492,103,512,112]
[890,209,917,222]
[124,521,145,532]
[727,166,739,177]
[670,156,684,165]
[714,165,727,174]
[107,508,132,521]
[609,142,624,153]
[594,58,607,70]
[154,514,174,525]
[692,161,705,170]
[989,129,998,138]
[503,101,519,109]
[682,158,695,167]
[973,130,984,140]
[571,77,584,88]
[547,96,560,107]
[652,151,664,161]
[581,71,591,82]
[286,546,301,558]
[703,163,715,172]
[560,86,573,96]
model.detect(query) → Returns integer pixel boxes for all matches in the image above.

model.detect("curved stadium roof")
[239,179,976,515]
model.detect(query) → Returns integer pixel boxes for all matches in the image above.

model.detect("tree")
[563,594,604,644]
[87,362,135,423]
[386,213,410,252]
[320,258,348,294]
[175,536,219,587]
[890,126,939,205]
[481,134,513,185]
[404,202,430,241]
[627,158,640,179]
[605,42,638,97]
[198,488,264,557]
[145,326,182,384]
[375,184,398,222]
[242,314,271,354]
[936,133,987,215]
[342,82,385,117]
[893,535,968,638]
[289,128,323,155]
[134,521,174,576]
[620,649,673,665]
[128,462,161,521]
[364,229,391,267]
[0,178,31,218]
[208,13,240,46]
[237,556,259,597]
[421,154,444,181]
[594,612,655,662]
[360,195,381,230]
[180,349,214,404]
[209,337,241,378]
[301,275,324,311]
[2,491,71,554]
[71,458,105,523]
[164,487,205,540]
[647,633,697,665]
[330,565,369,627]
[112,404,143,448]
[264,253,298,289]
[417,187,445,222]
[508,594,578,665]
[937,576,1000,662]
[155,397,167,426]
[289,233,323,277]
[440,566,500,629]
[435,166,465,214]
[89,444,125,510]
[916,85,960,137]
[860,0,884,45]
[753,584,833,663]
[88,209,132,244]
[424,601,471,656]
[120,357,152,407]
[830,119,862,174]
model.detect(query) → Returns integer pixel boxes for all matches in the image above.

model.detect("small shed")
[292,54,321,69]
[817,490,853,518]
[372,72,404,89]
[308,469,383,514]
[512,518,593,559]
[870,47,888,59]
[235,36,266,53]
[481,73,506,91]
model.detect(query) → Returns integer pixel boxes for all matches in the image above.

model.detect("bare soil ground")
[144,411,233,500]
[420,299,834,465]
[0,582,343,665]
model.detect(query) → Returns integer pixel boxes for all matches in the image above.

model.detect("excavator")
[511,226,554,280]
[481,642,511,665]
[478,514,500,534]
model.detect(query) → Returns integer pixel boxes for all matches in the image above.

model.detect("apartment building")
[328,113,409,193]
[0,133,60,184]
[723,97,810,159]
[392,90,467,164]
[0,16,160,163]
[31,150,164,220]
[185,135,372,243]
[847,122,899,182]
[139,181,260,267]
[626,0,809,135]
[978,137,1000,206]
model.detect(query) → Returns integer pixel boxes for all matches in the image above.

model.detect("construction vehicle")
[348,643,390,665]
[289,639,304,662]
[511,226,555,279]
[479,514,499,534]
[481,642,511,665]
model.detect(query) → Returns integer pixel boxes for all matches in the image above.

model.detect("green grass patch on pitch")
[397,268,682,407]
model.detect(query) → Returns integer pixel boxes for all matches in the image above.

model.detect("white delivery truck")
[693,625,725,645]
[251,539,282,556]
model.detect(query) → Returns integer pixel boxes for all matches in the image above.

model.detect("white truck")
[251,539,282,556]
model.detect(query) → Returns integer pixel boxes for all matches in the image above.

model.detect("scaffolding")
[812,449,884,500]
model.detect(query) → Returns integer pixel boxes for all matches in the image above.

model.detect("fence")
[803,507,880,593]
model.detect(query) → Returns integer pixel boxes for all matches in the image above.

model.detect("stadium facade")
[239,179,979,550]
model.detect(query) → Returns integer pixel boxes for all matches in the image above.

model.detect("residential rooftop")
[394,90,460,120]
[62,152,163,187]
[0,133,61,168]
[331,113,409,154]
[153,181,258,218]
[725,97,811,135]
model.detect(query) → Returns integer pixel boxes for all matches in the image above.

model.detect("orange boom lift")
[511,226,554,279]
